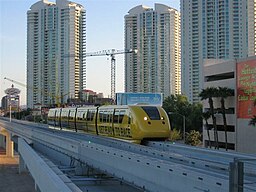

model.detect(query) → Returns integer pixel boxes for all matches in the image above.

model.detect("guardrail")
[18,138,82,192]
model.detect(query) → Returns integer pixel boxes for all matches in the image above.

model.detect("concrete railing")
[18,138,82,192]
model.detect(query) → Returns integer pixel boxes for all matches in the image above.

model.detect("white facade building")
[203,57,256,154]
[27,0,86,108]
[124,4,181,97]
[181,0,256,103]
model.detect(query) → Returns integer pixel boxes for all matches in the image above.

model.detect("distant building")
[2,85,21,113]
[1,96,8,111]
[27,0,86,108]
[181,0,256,103]
[124,4,181,97]
[79,89,104,103]
[202,56,256,154]
[67,89,111,107]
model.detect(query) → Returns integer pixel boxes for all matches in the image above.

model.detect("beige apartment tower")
[27,0,86,108]
[124,4,181,97]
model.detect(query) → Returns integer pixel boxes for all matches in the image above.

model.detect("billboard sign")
[237,59,256,118]
[116,93,163,106]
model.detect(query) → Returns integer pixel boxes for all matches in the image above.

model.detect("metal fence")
[229,158,256,192]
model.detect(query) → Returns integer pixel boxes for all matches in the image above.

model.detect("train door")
[98,109,114,137]
[76,109,86,131]
[55,108,62,129]
[61,109,69,129]
[85,109,97,134]
[113,108,131,139]
[69,108,77,131]
[47,109,56,127]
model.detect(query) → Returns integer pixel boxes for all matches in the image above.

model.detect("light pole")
[168,112,186,143]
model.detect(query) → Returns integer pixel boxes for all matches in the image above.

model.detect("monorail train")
[48,105,171,143]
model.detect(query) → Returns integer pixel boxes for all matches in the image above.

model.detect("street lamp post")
[169,112,186,143]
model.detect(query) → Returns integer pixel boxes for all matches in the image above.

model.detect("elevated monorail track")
[3,118,256,178]
[1,118,256,192]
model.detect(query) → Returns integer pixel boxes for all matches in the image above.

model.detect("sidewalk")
[0,152,36,192]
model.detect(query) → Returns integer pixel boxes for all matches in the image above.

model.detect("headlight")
[161,116,164,120]
[144,117,148,121]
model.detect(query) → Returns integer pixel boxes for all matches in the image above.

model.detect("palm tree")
[202,111,211,148]
[249,116,256,126]
[217,87,234,151]
[249,99,256,126]
[199,87,219,149]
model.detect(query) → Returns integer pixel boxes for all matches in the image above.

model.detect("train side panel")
[48,105,170,143]
[76,107,98,134]
[48,109,56,127]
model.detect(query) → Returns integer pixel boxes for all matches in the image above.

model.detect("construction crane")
[84,49,137,101]
[4,77,69,107]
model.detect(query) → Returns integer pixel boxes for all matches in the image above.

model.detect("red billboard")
[237,59,256,118]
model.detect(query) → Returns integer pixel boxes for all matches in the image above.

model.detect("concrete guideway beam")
[0,120,237,192]
[18,138,82,192]
[30,130,229,192]
[146,141,256,177]
[77,141,229,192]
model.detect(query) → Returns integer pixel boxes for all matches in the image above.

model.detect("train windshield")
[141,106,160,120]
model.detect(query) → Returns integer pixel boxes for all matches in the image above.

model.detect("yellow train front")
[48,105,171,143]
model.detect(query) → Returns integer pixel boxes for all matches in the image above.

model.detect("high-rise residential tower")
[181,0,256,103]
[27,0,86,108]
[124,4,181,97]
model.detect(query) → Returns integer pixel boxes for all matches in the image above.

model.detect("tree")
[249,99,256,126]
[199,87,219,149]
[217,87,234,151]
[249,116,256,126]
[163,94,189,133]
[202,111,211,148]
[163,95,202,134]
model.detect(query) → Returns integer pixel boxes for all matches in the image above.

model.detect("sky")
[0,0,180,106]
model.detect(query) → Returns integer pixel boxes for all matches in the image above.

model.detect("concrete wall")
[237,119,256,154]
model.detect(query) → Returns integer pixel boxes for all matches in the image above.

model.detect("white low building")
[203,56,256,154]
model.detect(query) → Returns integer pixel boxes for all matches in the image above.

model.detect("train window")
[103,111,107,122]
[119,110,125,123]
[99,111,103,122]
[69,111,75,120]
[91,110,95,121]
[113,110,119,123]
[141,106,160,120]
[109,113,113,123]
[105,112,109,123]
[106,110,112,123]
[77,111,83,120]
[128,112,131,124]
[86,110,95,121]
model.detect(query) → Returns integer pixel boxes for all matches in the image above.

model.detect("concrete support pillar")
[6,132,13,157]
[19,154,27,173]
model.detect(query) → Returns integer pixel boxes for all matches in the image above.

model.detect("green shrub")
[185,130,202,146]
[169,128,182,141]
